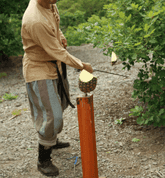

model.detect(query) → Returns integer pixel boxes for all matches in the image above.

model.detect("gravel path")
[0,43,165,178]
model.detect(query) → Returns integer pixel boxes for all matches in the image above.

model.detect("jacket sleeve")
[28,22,84,70]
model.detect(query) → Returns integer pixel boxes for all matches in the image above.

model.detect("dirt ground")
[0,44,165,178]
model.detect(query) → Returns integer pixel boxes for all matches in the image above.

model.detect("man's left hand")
[62,39,67,48]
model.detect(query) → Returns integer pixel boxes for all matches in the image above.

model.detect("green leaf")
[144,119,149,124]
[139,6,142,11]
[131,3,139,9]
[156,116,160,123]
[132,138,140,142]
[137,117,144,125]
[114,119,122,124]
[149,38,157,43]
[134,42,141,46]
[144,34,150,38]
[130,108,137,112]
[144,24,150,32]
[119,12,125,19]
[108,24,112,32]
[135,105,143,111]
[134,28,142,33]
[131,25,135,31]
[159,109,165,116]
[144,29,156,38]
[132,53,137,59]
[148,116,154,121]
[126,14,132,22]
[148,10,154,18]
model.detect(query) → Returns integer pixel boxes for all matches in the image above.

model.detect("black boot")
[37,143,59,177]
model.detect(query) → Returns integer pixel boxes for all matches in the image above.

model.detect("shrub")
[67,0,165,127]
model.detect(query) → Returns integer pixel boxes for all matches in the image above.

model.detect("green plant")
[59,0,114,41]
[2,93,18,101]
[0,0,29,63]
[75,0,165,127]
[0,13,24,57]
[11,108,28,118]
[114,117,125,125]
[57,0,112,23]
[12,109,22,116]
[65,15,108,46]
[65,26,88,46]
[0,72,7,79]
[132,138,140,142]
[60,10,86,32]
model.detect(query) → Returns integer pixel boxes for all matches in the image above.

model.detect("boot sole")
[37,166,59,177]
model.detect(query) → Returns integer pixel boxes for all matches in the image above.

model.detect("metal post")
[76,93,106,178]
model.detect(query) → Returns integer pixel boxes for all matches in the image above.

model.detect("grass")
[0,93,18,103]
[0,72,7,79]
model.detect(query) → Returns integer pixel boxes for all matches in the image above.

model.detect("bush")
[65,15,109,47]
[60,10,86,33]
[66,0,165,126]
[90,0,165,127]
[57,0,112,20]
[58,0,113,33]
[0,0,29,67]
[0,14,24,57]
[65,26,88,46]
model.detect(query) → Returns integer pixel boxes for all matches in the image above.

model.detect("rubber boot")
[37,143,59,177]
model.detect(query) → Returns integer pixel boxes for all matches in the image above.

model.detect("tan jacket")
[21,0,83,83]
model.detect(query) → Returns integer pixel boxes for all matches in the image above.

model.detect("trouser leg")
[26,79,64,147]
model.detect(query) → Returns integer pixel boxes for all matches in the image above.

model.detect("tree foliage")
[0,0,29,67]
[68,0,165,126]
[57,0,112,32]
[57,0,112,20]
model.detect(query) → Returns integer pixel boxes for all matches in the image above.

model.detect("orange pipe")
[76,94,98,178]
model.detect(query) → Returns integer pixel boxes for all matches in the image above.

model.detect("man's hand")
[81,62,93,74]
[62,39,67,48]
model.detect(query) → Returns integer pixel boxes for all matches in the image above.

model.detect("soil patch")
[0,43,165,178]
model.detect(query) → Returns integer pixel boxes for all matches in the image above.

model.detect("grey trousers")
[25,78,69,147]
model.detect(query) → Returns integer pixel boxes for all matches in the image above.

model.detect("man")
[21,0,93,176]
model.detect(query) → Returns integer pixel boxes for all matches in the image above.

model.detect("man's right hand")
[81,62,93,74]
